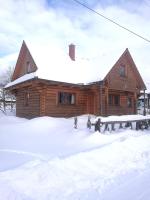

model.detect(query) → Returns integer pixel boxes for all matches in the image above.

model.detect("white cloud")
[0,0,150,88]
[0,53,17,73]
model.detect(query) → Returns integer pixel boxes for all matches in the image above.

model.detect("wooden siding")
[102,90,136,116]
[12,41,37,81]
[44,86,88,117]
[16,87,40,118]
[15,83,91,118]
[104,49,145,93]
[13,81,138,118]
[105,62,138,92]
[87,84,100,116]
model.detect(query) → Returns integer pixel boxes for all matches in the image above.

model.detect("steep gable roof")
[11,40,106,84]
[12,41,37,81]
[104,48,146,91]
[6,41,146,91]
[124,48,146,90]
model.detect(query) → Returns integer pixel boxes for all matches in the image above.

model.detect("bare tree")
[0,66,15,113]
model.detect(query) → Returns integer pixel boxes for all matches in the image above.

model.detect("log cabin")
[5,41,146,118]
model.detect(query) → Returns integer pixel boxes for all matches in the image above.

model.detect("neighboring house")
[137,82,150,115]
[5,41,146,119]
[0,85,16,112]
[138,93,150,114]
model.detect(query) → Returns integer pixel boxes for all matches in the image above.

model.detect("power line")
[72,0,150,43]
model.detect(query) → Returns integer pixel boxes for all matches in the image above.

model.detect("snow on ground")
[0,111,150,199]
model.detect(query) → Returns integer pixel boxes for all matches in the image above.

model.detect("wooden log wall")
[44,85,88,117]
[16,87,40,118]
[14,81,138,119]
[102,90,135,116]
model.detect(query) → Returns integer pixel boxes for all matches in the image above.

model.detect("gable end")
[12,41,38,81]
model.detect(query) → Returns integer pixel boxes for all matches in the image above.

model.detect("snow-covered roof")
[26,42,121,84]
[5,73,36,88]
[139,94,148,99]
[5,41,143,89]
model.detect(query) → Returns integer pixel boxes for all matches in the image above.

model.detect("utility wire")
[72,0,150,43]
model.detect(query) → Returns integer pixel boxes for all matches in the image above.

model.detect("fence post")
[74,116,78,129]
[130,122,133,130]
[119,123,123,129]
[104,123,109,132]
[87,115,92,129]
[111,123,115,131]
[136,121,140,130]
[95,118,101,132]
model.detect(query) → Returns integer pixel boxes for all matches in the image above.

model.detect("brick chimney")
[69,44,75,61]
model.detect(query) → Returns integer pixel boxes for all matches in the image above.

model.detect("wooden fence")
[88,118,150,133]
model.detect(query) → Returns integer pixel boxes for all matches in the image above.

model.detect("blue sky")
[46,0,147,13]
[0,0,150,84]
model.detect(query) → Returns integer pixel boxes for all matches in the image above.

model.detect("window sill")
[57,103,76,106]
[109,105,121,107]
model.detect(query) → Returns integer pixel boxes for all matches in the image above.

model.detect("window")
[58,92,75,105]
[114,95,120,106]
[27,61,31,73]
[109,95,113,105]
[119,65,126,77]
[109,94,120,106]
[127,97,132,107]
[24,91,30,106]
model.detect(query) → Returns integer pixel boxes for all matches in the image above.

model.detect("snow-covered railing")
[89,118,150,133]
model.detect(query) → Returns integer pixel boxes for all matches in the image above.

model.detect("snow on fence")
[74,116,150,133]
[91,118,150,133]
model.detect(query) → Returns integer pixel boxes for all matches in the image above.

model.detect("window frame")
[109,94,113,105]
[58,92,76,105]
[119,65,126,77]
[27,61,31,73]
[108,94,120,106]
[114,95,120,106]
[127,97,132,108]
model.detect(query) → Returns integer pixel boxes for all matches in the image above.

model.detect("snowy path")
[0,149,48,171]
[0,137,150,200]
[102,168,150,200]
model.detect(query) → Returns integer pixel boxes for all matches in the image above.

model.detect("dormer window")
[27,61,31,73]
[119,65,126,77]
